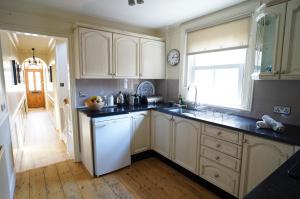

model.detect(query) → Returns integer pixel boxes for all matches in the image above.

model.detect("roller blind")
[187,18,250,54]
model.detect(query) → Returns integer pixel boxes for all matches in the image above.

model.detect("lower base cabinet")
[131,111,150,154]
[199,157,240,197]
[239,135,294,198]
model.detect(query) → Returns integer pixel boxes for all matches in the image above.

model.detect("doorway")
[0,30,74,172]
[25,68,45,108]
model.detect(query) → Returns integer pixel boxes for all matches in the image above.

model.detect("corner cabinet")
[151,111,172,158]
[140,39,166,79]
[78,28,113,78]
[131,111,150,154]
[172,116,200,174]
[252,0,300,80]
[281,0,300,79]
[239,135,294,198]
[113,34,140,78]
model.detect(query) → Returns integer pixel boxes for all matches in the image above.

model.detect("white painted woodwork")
[251,3,286,80]
[239,135,294,198]
[140,39,166,79]
[200,146,241,172]
[113,34,139,78]
[201,135,242,159]
[79,28,113,78]
[151,111,172,158]
[202,125,243,145]
[199,157,240,197]
[172,116,200,174]
[78,112,94,175]
[281,0,300,79]
[131,111,150,154]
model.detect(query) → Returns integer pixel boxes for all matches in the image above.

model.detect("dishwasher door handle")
[95,120,117,127]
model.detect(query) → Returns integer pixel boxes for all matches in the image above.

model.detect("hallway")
[15,109,68,173]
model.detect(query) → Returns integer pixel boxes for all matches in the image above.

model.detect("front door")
[25,69,45,108]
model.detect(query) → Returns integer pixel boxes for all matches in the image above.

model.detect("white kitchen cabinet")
[131,111,150,154]
[281,0,300,79]
[252,3,286,80]
[113,34,139,78]
[151,111,172,158]
[172,116,200,174]
[79,28,113,78]
[239,135,294,198]
[140,39,166,79]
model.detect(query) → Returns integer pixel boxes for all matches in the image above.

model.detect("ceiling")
[14,33,53,52]
[13,0,246,28]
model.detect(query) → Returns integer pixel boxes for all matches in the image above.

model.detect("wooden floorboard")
[15,158,220,199]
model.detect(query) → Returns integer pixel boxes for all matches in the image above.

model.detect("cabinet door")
[151,111,172,158]
[140,39,166,79]
[239,135,294,197]
[281,0,300,79]
[79,28,112,78]
[172,116,200,173]
[113,34,139,78]
[132,112,150,154]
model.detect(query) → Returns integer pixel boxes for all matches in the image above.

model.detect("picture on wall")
[48,65,53,82]
[12,60,18,85]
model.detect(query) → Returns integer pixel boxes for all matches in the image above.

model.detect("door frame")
[0,28,80,162]
[24,68,45,108]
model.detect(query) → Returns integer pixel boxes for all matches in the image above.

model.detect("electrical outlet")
[273,106,291,115]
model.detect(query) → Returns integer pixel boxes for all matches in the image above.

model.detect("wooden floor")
[14,157,220,199]
[15,109,68,173]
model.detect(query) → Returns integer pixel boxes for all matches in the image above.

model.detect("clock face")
[167,49,180,66]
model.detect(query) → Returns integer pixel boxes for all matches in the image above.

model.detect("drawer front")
[203,124,242,145]
[199,157,240,197]
[201,135,242,159]
[200,146,241,172]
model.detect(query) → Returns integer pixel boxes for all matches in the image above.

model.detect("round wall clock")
[167,49,180,66]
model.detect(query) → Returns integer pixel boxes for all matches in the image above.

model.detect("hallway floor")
[15,108,68,173]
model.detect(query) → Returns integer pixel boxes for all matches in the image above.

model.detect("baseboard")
[131,150,237,199]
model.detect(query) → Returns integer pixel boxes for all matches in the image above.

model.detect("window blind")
[187,17,250,54]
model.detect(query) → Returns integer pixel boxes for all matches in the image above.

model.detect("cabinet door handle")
[273,70,279,75]
[281,70,286,74]
[214,174,220,178]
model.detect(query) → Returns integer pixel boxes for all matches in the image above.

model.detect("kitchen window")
[186,17,253,110]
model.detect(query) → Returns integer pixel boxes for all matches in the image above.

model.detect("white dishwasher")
[92,115,131,176]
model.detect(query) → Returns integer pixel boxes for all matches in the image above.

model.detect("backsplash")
[75,79,171,107]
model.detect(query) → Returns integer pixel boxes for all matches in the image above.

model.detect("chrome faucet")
[188,84,198,109]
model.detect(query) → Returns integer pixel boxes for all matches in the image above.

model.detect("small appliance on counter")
[129,94,140,106]
[141,95,163,105]
[116,91,125,106]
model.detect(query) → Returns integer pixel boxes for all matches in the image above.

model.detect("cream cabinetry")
[281,0,300,79]
[75,27,165,79]
[79,28,113,78]
[131,111,150,154]
[140,39,166,79]
[151,111,172,158]
[172,116,201,174]
[239,135,294,198]
[113,34,139,78]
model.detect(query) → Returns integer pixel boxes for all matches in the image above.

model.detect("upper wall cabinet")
[252,3,286,80]
[252,0,300,80]
[140,39,166,79]
[75,27,165,79]
[113,34,139,78]
[79,28,113,78]
[281,0,300,79]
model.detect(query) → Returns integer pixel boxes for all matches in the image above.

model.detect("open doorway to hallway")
[0,30,74,172]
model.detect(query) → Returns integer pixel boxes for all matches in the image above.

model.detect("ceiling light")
[128,0,135,6]
[137,0,144,4]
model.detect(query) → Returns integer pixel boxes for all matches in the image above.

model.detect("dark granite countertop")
[244,150,300,199]
[78,105,300,146]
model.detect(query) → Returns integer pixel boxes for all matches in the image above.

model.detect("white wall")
[0,32,26,118]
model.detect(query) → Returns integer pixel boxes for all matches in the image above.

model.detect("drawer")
[203,124,243,145]
[201,135,242,159]
[200,146,241,172]
[199,157,240,197]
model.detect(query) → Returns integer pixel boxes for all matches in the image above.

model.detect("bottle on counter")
[178,94,184,105]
